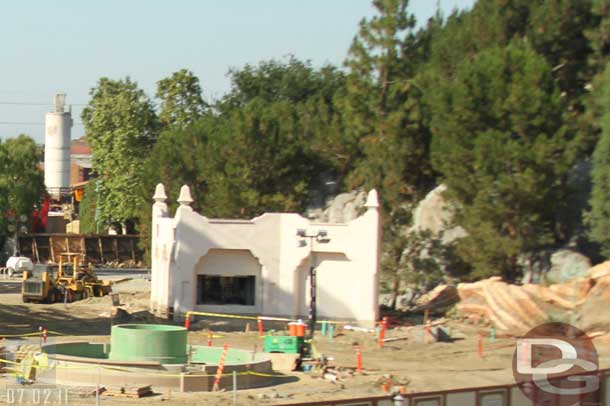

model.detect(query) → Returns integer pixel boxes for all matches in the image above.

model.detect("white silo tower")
[44,93,73,199]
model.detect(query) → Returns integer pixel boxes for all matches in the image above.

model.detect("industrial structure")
[150,183,381,325]
[44,93,73,200]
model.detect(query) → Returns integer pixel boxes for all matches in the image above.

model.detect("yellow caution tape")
[257,316,293,322]
[186,311,258,321]
[0,332,43,338]
[0,357,293,379]
[0,329,68,338]
[185,311,350,326]
[46,330,67,336]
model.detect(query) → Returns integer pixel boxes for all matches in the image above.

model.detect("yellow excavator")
[22,253,112,303]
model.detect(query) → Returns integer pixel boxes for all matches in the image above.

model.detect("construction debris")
[321,366,355,383]
[411,285,459,314]
[101,385,153,398]
[343,325,375,333]
[383,318,448,344]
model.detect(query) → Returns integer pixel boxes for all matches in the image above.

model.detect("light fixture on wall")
[296,229,330,341]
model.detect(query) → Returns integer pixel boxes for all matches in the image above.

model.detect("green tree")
[78,181,99,234]
[212,58,346,216]
[587,0,610,77]
[3,135,45,219]
[429,42,571,280]
[588,64,610,255]
[527,0,594,104]
[136,58,347,264]
[341,0,437,301]
[156,69,207,129]
[0,135,45,257]
[81,77,159,229]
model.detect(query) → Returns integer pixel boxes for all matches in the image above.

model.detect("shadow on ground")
[0,305,177,337]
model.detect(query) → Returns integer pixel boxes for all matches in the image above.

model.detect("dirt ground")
[0,277,606,406]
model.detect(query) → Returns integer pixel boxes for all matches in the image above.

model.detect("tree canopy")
[0,135,45,256]
[81,77,159,228]
[157,69,207,129]
[81,0,610,283]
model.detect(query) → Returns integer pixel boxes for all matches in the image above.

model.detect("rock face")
[307,190,367,223]
[545,249,592,284]
[410,184,467,244]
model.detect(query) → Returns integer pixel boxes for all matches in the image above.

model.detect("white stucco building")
[150,184,381,324]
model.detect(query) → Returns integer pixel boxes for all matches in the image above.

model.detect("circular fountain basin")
[38,324,277,391]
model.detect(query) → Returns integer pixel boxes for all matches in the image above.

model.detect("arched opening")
[194,249,262,312]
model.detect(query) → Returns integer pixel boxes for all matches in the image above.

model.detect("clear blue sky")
[0,0,474,142]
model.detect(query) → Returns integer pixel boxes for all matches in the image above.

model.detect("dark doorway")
[197,275,256,305]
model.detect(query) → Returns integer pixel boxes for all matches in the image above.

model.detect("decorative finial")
[365,189,379,209]
[153,183,167,203]
[177,185,194,207]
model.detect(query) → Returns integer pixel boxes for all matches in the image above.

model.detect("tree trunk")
[390,272,401,310]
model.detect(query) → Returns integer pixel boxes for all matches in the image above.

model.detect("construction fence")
[17,234,143,266]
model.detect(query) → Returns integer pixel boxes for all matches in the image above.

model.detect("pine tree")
[588,64,610,255]
[429,42,571,280]
[156,69,207,129]
[342,0,438,307]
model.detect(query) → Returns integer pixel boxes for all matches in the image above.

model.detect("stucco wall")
[150,184,381,324]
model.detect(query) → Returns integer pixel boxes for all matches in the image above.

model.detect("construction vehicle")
[5,255,33,277]
[21,253,112,303]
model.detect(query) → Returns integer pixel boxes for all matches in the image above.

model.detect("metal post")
[232,370,237,405]
[96,363,101,406]
[296,230,330,342]
[308,254,317,340]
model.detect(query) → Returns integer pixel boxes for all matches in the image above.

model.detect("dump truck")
[21,253,112,303]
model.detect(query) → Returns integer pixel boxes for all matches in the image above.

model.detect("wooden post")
[33,238,39,263]
[130,238,136,262]
[49,236,55,263]
[113,239,119,262]
[98,237,103,263]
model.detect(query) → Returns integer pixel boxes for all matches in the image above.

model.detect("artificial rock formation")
[455,262,610,334]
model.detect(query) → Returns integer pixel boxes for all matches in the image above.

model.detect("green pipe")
[108,324,187,364]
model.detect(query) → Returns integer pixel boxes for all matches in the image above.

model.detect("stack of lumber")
[101,385,153,398]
